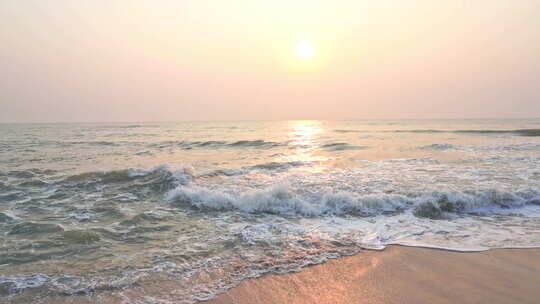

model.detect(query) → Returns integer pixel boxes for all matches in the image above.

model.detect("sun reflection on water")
[282,120,329,172]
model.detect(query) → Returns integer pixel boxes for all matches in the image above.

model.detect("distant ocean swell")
[335,128,540,136]
[3,139,371,152]
[419,143,540,151]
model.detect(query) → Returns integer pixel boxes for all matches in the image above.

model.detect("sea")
[1,119,540,303]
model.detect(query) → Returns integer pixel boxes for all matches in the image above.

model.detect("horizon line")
[1,117,540,125]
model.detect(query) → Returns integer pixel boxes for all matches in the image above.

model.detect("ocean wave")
[334,129,365,133]
[228,140,286,148]
[487,143,540,151]
[419,143,460,150]
[395,129,540,136]
[6,169,56,178]
[419,143,540,151]
[62,165,191,185]
[196,140,227,147]
[394,129,445,133]
[17,179,49,187]
[196,161,308,178]
[97,124,158,129]
[167,185,540,218]
[196,168,245,178]
[457,129,540,136]
[65,141,121,146]
[412,190,540,219]
[320,143,369,151]
[149,139,288,150]
[335,128,540,136]
[249,161,308,170]
[8,222,64,235]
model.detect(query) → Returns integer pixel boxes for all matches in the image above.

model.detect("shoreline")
[206,245,540,304]
[4,245,540,304]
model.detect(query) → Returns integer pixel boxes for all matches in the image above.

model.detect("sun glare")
[295,41,316,60]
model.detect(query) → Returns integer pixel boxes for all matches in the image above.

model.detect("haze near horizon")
[1,0,539,122]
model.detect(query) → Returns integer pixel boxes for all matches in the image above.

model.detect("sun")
[295,40,316,60]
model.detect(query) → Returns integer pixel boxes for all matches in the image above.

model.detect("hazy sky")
[1,1,539,122]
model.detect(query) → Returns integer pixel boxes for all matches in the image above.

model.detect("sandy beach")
[207,246,540,304]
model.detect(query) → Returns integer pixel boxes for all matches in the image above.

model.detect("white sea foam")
[167,185,413,216]
[167,184,540,217]
[0,274,50,295]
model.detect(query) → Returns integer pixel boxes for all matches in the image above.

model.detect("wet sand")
[207,246,540,304]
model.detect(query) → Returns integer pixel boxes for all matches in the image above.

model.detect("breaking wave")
[167,185,540,218]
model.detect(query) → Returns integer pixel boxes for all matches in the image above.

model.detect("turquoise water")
[1,119,540,303]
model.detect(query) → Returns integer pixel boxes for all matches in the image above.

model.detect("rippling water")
[1,119,540,303]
